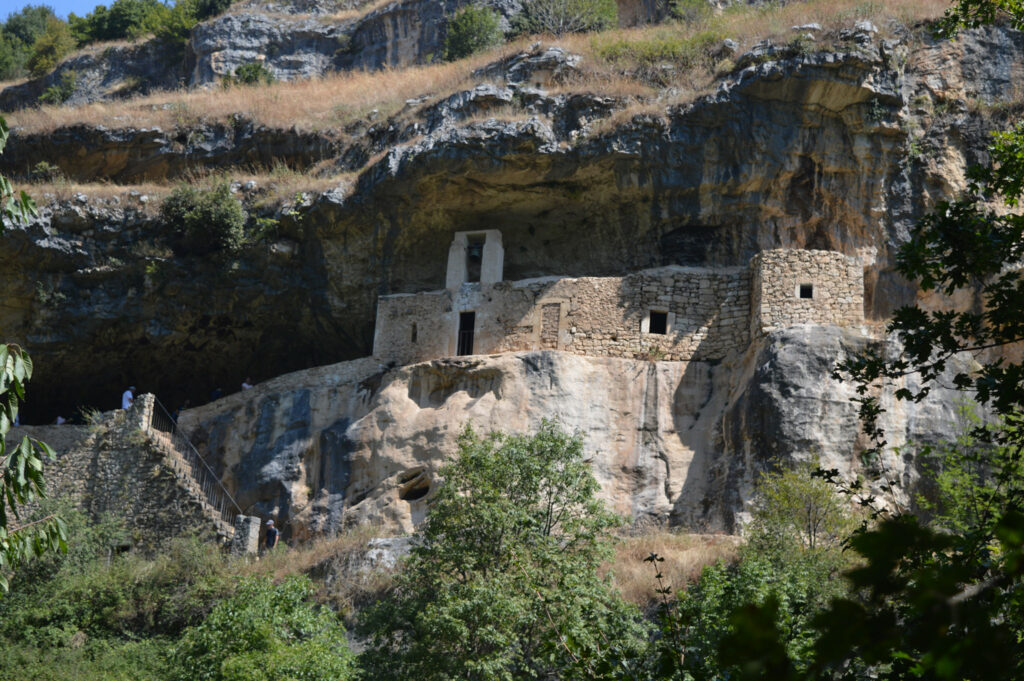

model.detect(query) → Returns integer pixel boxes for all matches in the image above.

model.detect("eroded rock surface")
[5,27,1024,421]
[177,329,968,538]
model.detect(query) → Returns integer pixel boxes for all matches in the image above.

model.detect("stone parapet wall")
[752,250,864,333]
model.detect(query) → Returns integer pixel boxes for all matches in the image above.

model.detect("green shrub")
[222,60,275,87]
[670,0,714,24]
[26,16,75,78]
[514,0,617,36]
[30,161,64,181]
[169,576,356,681]
[37,69,77,105]
[650,464,859,678]
[194,0,235,21]
[594,28,723,70]
[0,637,170,681]
[444,5,503,61]
[160,183,248,254]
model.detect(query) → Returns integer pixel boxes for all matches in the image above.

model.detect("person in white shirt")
[122,386,136,410]
[241,377,254,390]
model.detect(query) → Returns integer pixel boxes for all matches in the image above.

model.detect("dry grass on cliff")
[4,44,526,134]
[19,167,354,212]
[608,531,740,609]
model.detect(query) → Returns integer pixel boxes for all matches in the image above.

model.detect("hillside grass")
[5,0,950,138]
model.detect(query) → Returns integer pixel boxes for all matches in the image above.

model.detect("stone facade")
[751,250,865,333]
[374,249,864,366]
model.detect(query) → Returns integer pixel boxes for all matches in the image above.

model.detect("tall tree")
[0,115,66,592]
[707,3,1024,678]
[359,422,648,681]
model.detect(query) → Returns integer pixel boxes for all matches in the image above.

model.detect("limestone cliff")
[173,325,968,538]
[2,15,1022,539]
[4,27,1022,421]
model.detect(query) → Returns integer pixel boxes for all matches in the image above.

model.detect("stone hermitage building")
[373,230,865,366]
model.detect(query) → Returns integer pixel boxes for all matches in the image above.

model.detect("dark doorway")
[466,236,485,283]
[457,311,476,355]
[649,311,668,335]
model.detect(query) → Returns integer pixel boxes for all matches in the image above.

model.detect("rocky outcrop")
[174,327,968,537]
[3,121,341,182]
[0,39,186,112]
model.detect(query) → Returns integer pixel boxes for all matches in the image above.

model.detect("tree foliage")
[514,0,617,36]
[0,5,55,80]
[359,422,648,681]
[0,345,66,593]
[160,182,247,254]
[444,5,503,61]
[648,465,857,680]
[170,576,356,681]
[25,15,74,79]
[0,115,63,594]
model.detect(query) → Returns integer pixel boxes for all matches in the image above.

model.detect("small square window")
[649,311,668,335]
[799,284,813,299]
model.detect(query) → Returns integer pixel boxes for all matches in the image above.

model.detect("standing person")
[121,386,135,410]
[241,377,253,390]
[264,519,279,552]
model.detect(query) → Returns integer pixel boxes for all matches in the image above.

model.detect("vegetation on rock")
[444,5,503,62]
[160,182,247,254]
[514,0,618,35]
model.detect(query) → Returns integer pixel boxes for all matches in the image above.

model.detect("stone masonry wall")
[11,404,230,551]
[374,249,864,366]
[752,250,864,334]
[375,265,751,364]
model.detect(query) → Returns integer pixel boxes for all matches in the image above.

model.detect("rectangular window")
[799,283,814,299]
[648,311,668,335]
[466,236,485,283]
[457,311,475,355]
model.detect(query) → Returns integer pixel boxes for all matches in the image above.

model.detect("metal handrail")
[146,396,242,526]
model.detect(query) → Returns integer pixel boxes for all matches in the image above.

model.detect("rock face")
[5,27,1024,422]
[176,326,967,537]
[0,39,186,111]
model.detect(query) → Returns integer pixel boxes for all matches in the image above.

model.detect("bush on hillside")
[514,0,617,35]
[37,70,77,105]
[222,60,275,86]
[649,464,859,678]
[170,576,356,681]
[0,5,56,79]
[444,5,503,61]
[26,16,75,78]
[161,183,248,254]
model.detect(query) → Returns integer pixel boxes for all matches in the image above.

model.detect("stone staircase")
[133,394,241,541]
